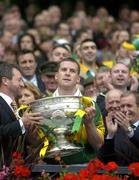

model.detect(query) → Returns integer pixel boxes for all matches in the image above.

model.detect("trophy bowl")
[30,96,84,158]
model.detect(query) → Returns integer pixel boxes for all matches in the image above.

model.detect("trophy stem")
[55,126,69,146]
[46,126,82,158]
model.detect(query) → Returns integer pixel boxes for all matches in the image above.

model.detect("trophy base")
[46,144,83,158]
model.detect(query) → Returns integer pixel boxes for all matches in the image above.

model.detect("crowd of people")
[0,1,139,169]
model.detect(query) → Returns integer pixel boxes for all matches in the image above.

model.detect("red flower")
[87,162,97,174]
[63,172,77,180]
[91,174,110,180]
[128,162,139,177]
[92,174,121,180]
[14,165,31,177]
[79,168,91,178]
[14,165,24,177]
[21,166,31,177]
[91,159,105,168]
[87,159,105,173]
[104,162,119,172]
[12,152,22,160]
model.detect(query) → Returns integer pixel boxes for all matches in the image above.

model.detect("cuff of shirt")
[106,134,115,139]
[127,129,134,138]
[19,119,26,134]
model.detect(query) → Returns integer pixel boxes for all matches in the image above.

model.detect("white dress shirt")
[53,88,82,97]
[127,120,139,138]
[22,75,38,87]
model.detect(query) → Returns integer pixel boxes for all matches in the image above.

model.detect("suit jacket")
[37,76,46,93]
[96,94,107,119]
[0,96,22,165]
[96,94,108,133]
[98,127,139,166]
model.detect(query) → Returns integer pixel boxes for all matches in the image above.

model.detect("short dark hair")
[17,50,36,63]
[57,58,80,75]
[83,77,95,87]
[121,91,139,107]
[39,61,58,75]
[75,28,90,40]
[0,62,20,85]
[80,38,96,48]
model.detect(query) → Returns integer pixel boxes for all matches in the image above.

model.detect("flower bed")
[0,152,139,179]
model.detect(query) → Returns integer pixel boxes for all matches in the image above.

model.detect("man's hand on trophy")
[22,109,44,127]
[84,106,96,126]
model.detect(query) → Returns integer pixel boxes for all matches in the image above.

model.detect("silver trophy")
[30,96,83,158]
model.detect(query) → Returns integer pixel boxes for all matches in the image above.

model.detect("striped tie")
[11,100,18,118]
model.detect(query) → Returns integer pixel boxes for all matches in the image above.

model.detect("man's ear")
[77,76,80,84]
[55,73,58,81]
[1,77,9,86]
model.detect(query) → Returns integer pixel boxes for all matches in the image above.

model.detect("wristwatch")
[127,126,134,138]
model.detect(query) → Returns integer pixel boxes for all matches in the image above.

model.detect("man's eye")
[61,68,67,71]
[63,54,68,57]
[83,47,88,50]
[55,53,60,56]
[70,69,76,73]
[21,61,26,64]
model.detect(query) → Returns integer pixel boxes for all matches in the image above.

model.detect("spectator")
[48,44,71,62]
[111,62,138,92]
[3,48,17,65]
[39,61,58,96]
[98,91,139,165]
[96,66,112,118]
[17,50,45,92]
[18,82,43,106]
[18,33,46,70]
[83,77,97,100]
[79,39,98,79]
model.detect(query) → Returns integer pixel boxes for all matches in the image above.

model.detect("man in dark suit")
[98,91,139,165]
[17,50,46,93]
[95,66,112,119]
[0,63,43,165]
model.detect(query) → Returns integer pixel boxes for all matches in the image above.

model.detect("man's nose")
[113,102,118,107]
[25,62,31,67]
[20,80,24,87]
[21,98,25,104]
[59,54,64,60]
[122,106,128,113]
[88,47,93,52]
[118,71,123,75]
[65,69,70,75]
